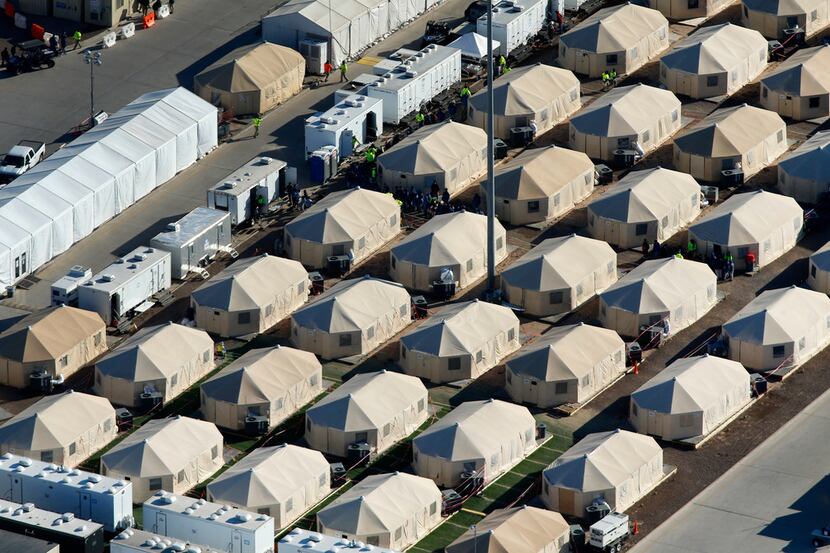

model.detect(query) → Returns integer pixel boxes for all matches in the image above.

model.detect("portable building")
[207,157,288,226]
[94,323,214,409]
[305,94,383,158]
[77,246,171,326]
[476,0,547,55]
[778,131,830,204]
[291,277,411,359]
[569,84,682,161]
[659,24,768,99]
[143,492,275,553]
[647,0,734,20]
[111,529,225,553]
[599,257,717,338]
[150,207,232,280]
[101,416,224,502]
[446,506,571,553]
[468,64,581,141]
[0,305,106,389]
[0,498,104,553]
[412,399,537,487]
[741,0,830,38]
[541,429,664,516]
[399,300,520,383]
[280,529,400,553]
[389,211,507,292]
[500,235,617,317]
[200,346,323,432]
[0,528,59,553]
[378,122,487,195]
[317,472,441,549]
[760,45,830,120]
[191,254,310,337]
[586,167,701,248]
[207,444,329,529]
[305,370,428,458]
[0,391,116,468]
[505,323,626,408]
[808,239,830,293]
[630,354,751,441]
[673,104,788,181]
[284,187,400,269]
[447,32,501,60]
[558,4,669,78]
[721,286,830,371]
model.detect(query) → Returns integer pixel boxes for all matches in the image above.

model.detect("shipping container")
[477,0,547,55]
[207,157,293,226]
[0,498,104,553]
[150,208,233,280]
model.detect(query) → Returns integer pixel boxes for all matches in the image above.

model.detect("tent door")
[79,491,92,520]
[527,378,539,404]
[647,411,659,435]
[496,199,510,220]
[366,111,378,140]
[678,75,692,97]
[779,95,793,118]
[690,155,705,178]
[155,512,167,536]
[586,135,601,159]
[604,220,618,245]
[559,488,575,514]
[341,130,355,158]
[576,51,590,75]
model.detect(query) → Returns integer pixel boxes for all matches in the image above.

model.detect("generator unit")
[51,265,93,307]
[299,39,328,75]
[279,528,400,553]
[142,492,275,553]
[305,94,383,159]
[111,528,228,553]
[588,512,630,552]
[207,157,292,226]
[477,0,547,55]
[0,498,104,553]
[150,207,233,280]
[0,453,134,533]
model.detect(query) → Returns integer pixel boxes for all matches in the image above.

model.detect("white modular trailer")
[150,207,232,280]
[111,528,228,553]
[0,453,134,532]
[367,45,462,124]
[77,246,172,326]
[143,492,275,553]
[305,94,384,159]
[477,0,547,56]
[207,157,287,226]
[280,529,401,553]
[0,498,105,553]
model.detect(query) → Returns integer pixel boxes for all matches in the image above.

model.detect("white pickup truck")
[0,140,46,179]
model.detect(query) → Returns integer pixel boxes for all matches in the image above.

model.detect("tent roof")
[264,0,387,33]
[377,122,486,175]
[446,33,501,59]
[689,190,801,246]
[306,370,426,431]
[501,235,615,292]
[722,286,830,345]
[560,3,668,54]
[761,45,830,96]
[469,64,579,117]
[491,146,593,201]
[779,129,830,184]
[0,306,104,364]
[446,506,569,553]
[744,0,823,15]
[191,254,307,312]
[587,167,699,224]
[543,429,661,492]
[631,354,749,414]
[194,42,304,94]
[201,346,320,405]
[674,104,785,157]
[570,84,680,137]
[506,323,623,381]
[810,237,830,272]
[661,24,766,75]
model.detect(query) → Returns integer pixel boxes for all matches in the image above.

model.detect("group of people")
[391,183,465,219]
[137,0,174,16]
[640,238,750,282]
[601,68,618,89]
[0,30,82,68]
[285,183,312,211]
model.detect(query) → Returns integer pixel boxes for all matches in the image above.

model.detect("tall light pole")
[471,524,478,553]
[83,50,103,129]
[485,3,496,293]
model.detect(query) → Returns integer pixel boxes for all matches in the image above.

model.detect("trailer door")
[232,529,243,553]
[79,491,92,520]
[11,476,22,502]
[155,512,167,536]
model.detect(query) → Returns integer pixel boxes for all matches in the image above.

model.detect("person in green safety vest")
[255,194,266,220]
[339,60,348,82]
[459,86,472,121]
[497,54,507,76]
[609,68,618,86]
[364,148,376,163]
[252,115,263,138]
[415,111,425,127]
[73,30,82,50]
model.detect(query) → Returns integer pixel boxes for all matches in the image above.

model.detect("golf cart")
[7,40,56,74]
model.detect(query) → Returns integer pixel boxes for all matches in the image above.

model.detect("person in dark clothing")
[641,239,649,256]
[286,183,295,207]
[652,239,661,258]
[48,35,58,53]
[0,48,8,68]
[59,32,67,54]
[168,0,175,12]
[441,189,450,204]
[472,193,481,213]
[152,0,162,14]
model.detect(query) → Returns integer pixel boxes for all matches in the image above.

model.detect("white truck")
[589,512,630,552]
[0,140,45,179]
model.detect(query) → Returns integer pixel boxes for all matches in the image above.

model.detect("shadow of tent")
[758,473,830,552]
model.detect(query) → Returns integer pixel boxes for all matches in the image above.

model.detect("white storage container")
[150,207,232,280]
[305,94,384,158]
[0,498,104,553]
[279,529,400,553]
[111,528,227,553]
[51,265,92,306]
[477,0,547,55]
[207,157,288,226]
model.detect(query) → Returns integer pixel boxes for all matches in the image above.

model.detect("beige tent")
[778,130,830,204]
[688,190,803,271]
[200,345,323,432]
[0,391,115,467]
[94,323,214,408]
[412,399,537,487]
[285,187,401,269]
[808,239,830,293]
[721,286,830,371]
[760,46,830,120]
[659,24,768,99]
[101,416,224,503]
[542,429,664,516]
[505,323,626,408]
[291,276,411,359]
[648,0,733,20]
[447,506,570,553]
[558,4,669,78]
[377,122,487,196]
[316,472,441,550]
[569,84,682,161]
[487,146,595,225]
[305,370,428,458]
[673,104,788,181]
[630,354,751,441]
[741,0,830,39]
[586,167,701,248]
[207,444,330,529]
[500,235,617,317]
[191,254,310,337]
[0,306,106,389]
[399,300,520,384]
[193,42,305,115]
[599,258,717,338]
[467,64,581,140]
[390,211,508,292]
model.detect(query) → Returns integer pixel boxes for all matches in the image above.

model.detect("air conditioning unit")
[165,222,181,232]
[299,39,327,75]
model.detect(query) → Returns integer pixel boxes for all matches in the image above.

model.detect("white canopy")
[447,32,501,59]
[661,23,767,76]
[560,3,668,54]
[446,506,570,553]
[491,146,594,201]
[570,84,680,138]
[674,103,785,157]
[762,45,830,96]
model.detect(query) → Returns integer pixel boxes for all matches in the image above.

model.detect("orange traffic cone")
[633,520,639,535]
[633,361,639,375]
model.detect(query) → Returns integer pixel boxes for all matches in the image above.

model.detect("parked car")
[0,140,46,179]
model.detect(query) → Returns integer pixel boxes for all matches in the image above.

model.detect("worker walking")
[252,114,263,138]
[255,194,267,220]
[459,86,471,121]
[339,60,348,83]
[415,111,425,127]
[323,60,333,82]
[0,48,8,68]
[73,30,82,50]
[601,71,610,89]
[498,54,507,76]
[609,68,618,86]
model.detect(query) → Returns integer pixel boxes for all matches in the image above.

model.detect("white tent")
[305,370,429,457]
[412,399,537,487]
[688,190,803,271]
[447,32,501,60]
[760,46,830,120]
[808,239,830,293]
[317,472,441,550]
[505,323,626,408]
[648,0,734,21]
[446,506,571,553]
[599,257,717,338]
[630,355,750,441]
[207,444,330,529]
[399,300,521,383]
[778,130,830,204]
[542,429,664,516]
[721,286,830,371]
[501,235,617,317]
[741,0,830,39]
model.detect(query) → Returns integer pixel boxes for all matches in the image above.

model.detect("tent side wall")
[660,66,729,99]
[494,167,594,226]
[742,5,829,39]
[649,0,732,20]
[559,24,669,78]
[808,260,830,293]
[588,213,658,250]
[692,218,800,271]
[761,85,830,121]
[542,480,616,517]
[468,87,582,141]
[501,283,574,317]
[777,170,829,204]
[506,371,580,407]
[0,415,116,468]
[390,259,463,292]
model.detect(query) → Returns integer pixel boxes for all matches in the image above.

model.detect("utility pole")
[485,4,496,293]
[83,50,103,129]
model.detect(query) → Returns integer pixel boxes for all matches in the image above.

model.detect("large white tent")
[648,0,734,20]
[741,0,830,39]
[446,506,571,553]
[760,46,830,120]
[808,239,830,293]
[446,32,501,60]
[778,130,830,204]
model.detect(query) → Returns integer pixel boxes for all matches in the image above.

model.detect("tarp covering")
[446,506,570,553]
[446,32,501,59]
[761,45,830,120]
